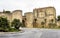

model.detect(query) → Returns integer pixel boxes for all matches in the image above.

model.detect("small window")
[22,20,25,23]
[44,19,46,22]
[51,19,54,23]
[41,22,45,25]
[25,18,26,20]
[34,19,37,21]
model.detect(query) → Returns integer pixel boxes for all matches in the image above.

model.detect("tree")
[3,10,11,13]
[0,17,10,32]
[57,16,60,21]
[5,11,11,13]
[0,17,22,32]
[11,19,22,30]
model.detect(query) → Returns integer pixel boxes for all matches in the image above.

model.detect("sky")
[0,0,60,16]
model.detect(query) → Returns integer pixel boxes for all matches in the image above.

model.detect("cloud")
[0,0,60,16]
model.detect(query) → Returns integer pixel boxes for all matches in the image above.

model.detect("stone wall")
[0,7,56,28]
[0,12,12,22]
[12,10,22,22]
[57,21,60,27]
[0,10,22,23]
[33,7,56,28]
[45,7,56,27]
[24,12,34,28]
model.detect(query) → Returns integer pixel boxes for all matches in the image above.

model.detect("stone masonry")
[0,6,56,28]
[33,7,56,28]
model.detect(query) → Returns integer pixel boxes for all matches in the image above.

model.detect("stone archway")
[33,19,38,28]
[22,20,26,27]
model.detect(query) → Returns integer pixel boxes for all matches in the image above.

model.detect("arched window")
[51,19,54,23]
[25,18,26,20]
[44,19,46,23]
[41,22,45,25]
[22,20,25,27]
[34,19,37,22]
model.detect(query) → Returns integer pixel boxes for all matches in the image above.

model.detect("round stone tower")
[24,12,34,28]
[12,10,22,22]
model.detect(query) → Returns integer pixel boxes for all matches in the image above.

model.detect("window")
[34,19,37,22]
[51,19,54,23]
[41,22,45,25]
[44,19,46,23]
[25,18,26,20]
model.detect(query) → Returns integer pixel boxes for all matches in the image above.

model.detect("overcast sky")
[0,0,60,16]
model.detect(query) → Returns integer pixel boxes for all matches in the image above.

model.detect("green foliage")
[0,17,10,29]
[11,19,22,30]
[57,15,60,21]
[0,17,10,32]
[8,28,20,32]
[0,17,21,32]
[3,11,11,13]
[5,11,10,13]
